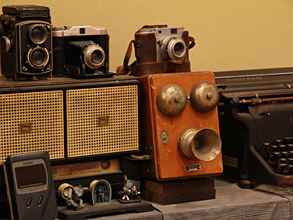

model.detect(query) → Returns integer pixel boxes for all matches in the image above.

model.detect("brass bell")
[156,84,186,116]
[190,82,219,112]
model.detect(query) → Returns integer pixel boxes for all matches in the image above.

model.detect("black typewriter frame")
[216,67,293,187]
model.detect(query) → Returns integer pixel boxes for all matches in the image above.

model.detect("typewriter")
[216,68,293,188]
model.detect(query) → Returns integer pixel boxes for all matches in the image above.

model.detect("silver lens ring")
[29,24,49,45]
[83,44,105,70]
[162,37,187,63]
[167,38,187,62]
[27,46,50,69]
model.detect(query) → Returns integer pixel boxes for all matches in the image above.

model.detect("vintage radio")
[140,71,222,181]
[216,68,293,187]
[0,76,140,162]
[117,25,195,75]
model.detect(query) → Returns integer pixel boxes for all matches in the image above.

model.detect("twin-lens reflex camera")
[0,5,52,80]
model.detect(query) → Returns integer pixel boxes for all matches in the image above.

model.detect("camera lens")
[167,38,187,62]
[29,24,49,45]
[27,47,50,69]
[91,49,104,65]
[173,42,186,57]
[83,44,105,69]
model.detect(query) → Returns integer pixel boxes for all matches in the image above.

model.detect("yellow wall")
[1,0,293,72]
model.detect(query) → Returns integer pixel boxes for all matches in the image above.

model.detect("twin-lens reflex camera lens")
[27,47,50,69]
[29,24,49,45]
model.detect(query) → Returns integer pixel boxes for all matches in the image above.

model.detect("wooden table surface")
[90,179,292,220]
[1,179,291,220]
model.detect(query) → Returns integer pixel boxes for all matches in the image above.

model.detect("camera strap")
[188,36,196,50]
[116,40,136,75]
[117,36,196,75]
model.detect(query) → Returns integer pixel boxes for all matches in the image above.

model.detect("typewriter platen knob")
[190,82,219,112]
[179,128,221,161]
[157,84,186,116]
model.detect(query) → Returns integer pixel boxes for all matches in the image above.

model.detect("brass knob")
[156,84,186,116]
[179,128,221,161]
[190,82,219,112]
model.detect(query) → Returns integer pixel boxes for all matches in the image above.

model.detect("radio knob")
[101,160,111,169]
[25,197,32,208]
[37,195,44,206]
[156,84,186,116]
[190,82,219,112]
[179,128,221,161]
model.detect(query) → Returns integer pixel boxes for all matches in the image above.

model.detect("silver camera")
[136,25,190,64]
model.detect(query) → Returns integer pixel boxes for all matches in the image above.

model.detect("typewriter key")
[279,144,287,150]
[284,137,293,144]
[279,158,288,163]
[281,151,289,157]
[289,164,293,173]
[276,163,288,174]
[287,144,293,150]
[272,151,281,157]
[271,145,279,152]
[275,139,283,145]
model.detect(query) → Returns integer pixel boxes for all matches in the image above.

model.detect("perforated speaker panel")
[0,91,65,161]
[66,85,139,158]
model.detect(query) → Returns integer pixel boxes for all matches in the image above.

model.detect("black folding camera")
[0,5,52,80]
[53,26,111,78]
[216,68,293,188]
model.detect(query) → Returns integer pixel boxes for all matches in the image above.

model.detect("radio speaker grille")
[66,85,139,157]
[0,91,64,161]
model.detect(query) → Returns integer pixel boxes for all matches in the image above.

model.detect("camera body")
[0,5,52,80]
[132,25,194,75]
[53,26,110,78]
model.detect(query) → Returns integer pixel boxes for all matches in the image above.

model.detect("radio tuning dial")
[156,84,186,116]
[190,82,219,112]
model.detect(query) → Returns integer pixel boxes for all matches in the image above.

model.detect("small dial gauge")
[156,84,186,116]
[89,179,112,205]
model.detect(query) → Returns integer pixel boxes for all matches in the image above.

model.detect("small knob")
[1,36,11,52]
[190,82,219,112]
